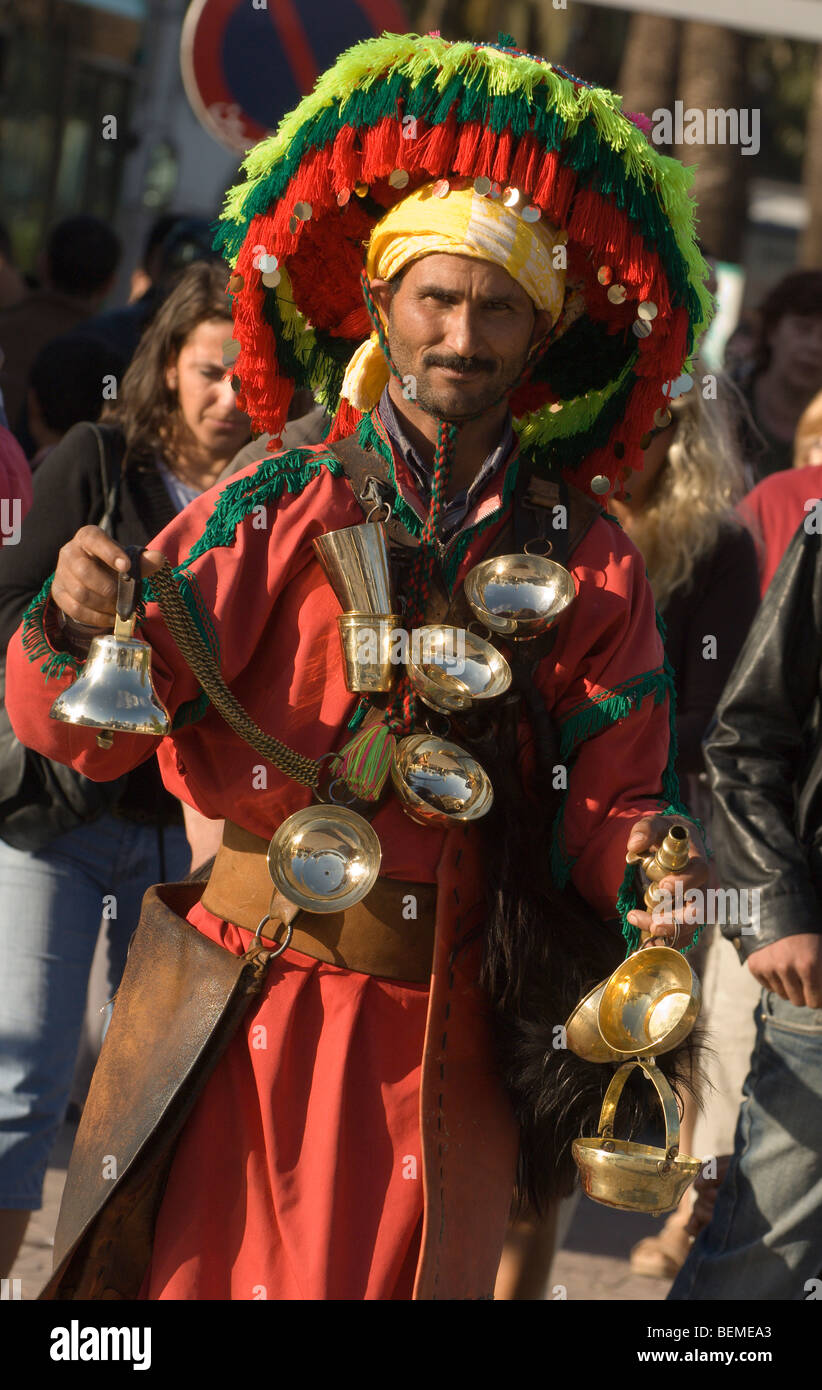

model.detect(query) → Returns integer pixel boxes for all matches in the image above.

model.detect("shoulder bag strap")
[89,422,124,536]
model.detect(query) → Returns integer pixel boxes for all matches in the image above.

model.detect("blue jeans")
[669,988,822,1301]
[0,812,189,1208]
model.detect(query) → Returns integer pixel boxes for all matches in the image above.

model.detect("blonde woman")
[609,383,761,1281]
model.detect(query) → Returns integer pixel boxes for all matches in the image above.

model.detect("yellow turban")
[340,183,566,411]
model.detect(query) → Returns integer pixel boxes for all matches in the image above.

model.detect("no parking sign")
[180,0,409,153]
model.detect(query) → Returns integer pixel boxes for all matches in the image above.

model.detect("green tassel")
[616,858,643,955]
[21,574,85,682]
[558,666,672,762]
[347,698,369,731]
[335,723,395,800]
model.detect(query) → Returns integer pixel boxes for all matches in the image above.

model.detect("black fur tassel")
[456,655,703,1213]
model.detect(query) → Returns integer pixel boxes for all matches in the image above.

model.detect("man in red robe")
[5,36,711,1299]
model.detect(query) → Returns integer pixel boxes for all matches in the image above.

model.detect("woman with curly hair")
[608,382,761,1283]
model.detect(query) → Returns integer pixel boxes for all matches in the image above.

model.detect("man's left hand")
[625,814,708,949]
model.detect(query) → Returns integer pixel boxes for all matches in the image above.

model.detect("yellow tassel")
[340,332,390,411]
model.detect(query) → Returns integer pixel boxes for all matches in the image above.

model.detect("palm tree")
[799,46,822,265]
[617,11,680,128]
[674,22,750,262]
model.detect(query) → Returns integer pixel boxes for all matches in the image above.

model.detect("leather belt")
[200,820,436,984]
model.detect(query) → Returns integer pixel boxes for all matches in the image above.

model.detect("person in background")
[0,224,26,312]
[730,270,822,485]
[0,425,32,534]
[669,515,822,1301]
[606,381,761,1281]
[80,215,224,368]
[740,387,822,596]
[0,217,121,442]
[26,334,126,470]
[0,259,250,1282]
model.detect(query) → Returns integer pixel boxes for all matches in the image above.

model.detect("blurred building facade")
[0,0,238,298]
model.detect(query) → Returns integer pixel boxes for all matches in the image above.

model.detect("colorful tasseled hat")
[213,31,712,499]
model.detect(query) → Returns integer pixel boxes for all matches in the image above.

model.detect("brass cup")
[573,1059,701,1215]
[464,553,576,640]
[565,979,626,1063]
[313,521,396,614]
[406,625,511,713]
[597,943,702,1060]
[267,804,382,914]
[50,634,171,741]
[336,613,402,694]
[391,734,494,828]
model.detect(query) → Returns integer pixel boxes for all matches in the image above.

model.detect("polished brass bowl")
[267,804,381,913]
[573,1059,701,1215]
[464,553,576,639]
[597,944,702,1060]
[406,625,511,713]
[391,734,494,828]
[565,979,626,1063]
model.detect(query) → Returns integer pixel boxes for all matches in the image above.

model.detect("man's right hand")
[51,526,165,630]
[746,932,822,1009]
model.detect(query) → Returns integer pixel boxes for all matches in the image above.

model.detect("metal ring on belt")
[254,914,294,957]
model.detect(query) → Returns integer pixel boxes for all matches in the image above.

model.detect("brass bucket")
[573,1059,701,1215]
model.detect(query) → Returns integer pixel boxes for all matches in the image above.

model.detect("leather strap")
[201,819,436,984]
[327,435,421,549]
[41,881,275,1299]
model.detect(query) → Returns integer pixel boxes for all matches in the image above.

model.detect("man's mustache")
[423,353,495,374]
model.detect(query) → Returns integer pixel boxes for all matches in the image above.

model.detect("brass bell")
[50,546,170,749]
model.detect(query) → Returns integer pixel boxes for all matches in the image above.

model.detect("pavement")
[8,1121,674,1302]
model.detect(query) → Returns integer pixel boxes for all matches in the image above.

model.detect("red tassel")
[453,120,482,174]
[509,134,536,191]
[419,110,457,176]
[491,130,513,183]
[362,117,398,180]
[532,150,560,208]
[331,125,360,187]
[510,380,553,417]
[476,127,497,172]
[327,399,362,442]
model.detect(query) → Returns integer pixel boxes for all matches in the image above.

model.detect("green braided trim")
[550,655,701,954]
[21,574,83,681]
[357,413,422,540]
[140,448,344,585]
[558,664,672,762]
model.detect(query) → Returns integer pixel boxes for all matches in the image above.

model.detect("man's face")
[371,253,549,422]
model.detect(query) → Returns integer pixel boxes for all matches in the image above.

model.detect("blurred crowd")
[1,210,822,1297]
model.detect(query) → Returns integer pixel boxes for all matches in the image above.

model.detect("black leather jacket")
[705,518,822,961]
